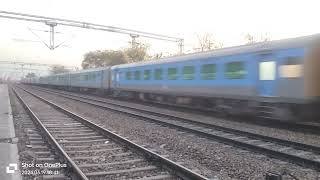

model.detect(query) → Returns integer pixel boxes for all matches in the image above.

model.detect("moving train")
[24,34,320,121]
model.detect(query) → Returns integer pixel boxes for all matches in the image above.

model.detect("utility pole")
[130,34,139,49]
[178,39,184,55]
[20,64,25,78]
[45,21,57,50]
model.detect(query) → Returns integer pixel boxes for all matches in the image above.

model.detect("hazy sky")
[1,0,320,70]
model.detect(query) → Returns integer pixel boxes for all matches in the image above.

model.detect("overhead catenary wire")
[0,10,184,53]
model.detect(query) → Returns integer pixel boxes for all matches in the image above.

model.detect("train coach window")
[89,73,96,80]
[225,61,247,79]
[144,70,151,80]
[182,66,195,80]
[279,58,303,78]
[134,71,141,80]
[168,68,178,80]
[84,75,89,81]
[126,72,132,80]
[80,74,88,81]
[154,69,162,80]
[259,61,276,80]
[201,64,216,79]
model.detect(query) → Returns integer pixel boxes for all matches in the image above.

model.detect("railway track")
[24,86,320,171]
[9,88,69,179]
[12,87,208,180]
[31,86,320,135]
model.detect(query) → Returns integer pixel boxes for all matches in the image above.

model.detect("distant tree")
[194,33,223,52]
[123,43,150,63]
[50,65,70,74]
[81,42,150,69]
[244,33,271,44]
[82,50,127,69]
[25,72,36,78]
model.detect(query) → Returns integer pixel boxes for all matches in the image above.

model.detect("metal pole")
[45,21,57,50]
[130,34,139,49]
[21,64,24,79]
[50,25,54,50]
[179,39,184,55]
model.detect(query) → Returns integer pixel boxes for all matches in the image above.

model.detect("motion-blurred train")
[24,34,320,121]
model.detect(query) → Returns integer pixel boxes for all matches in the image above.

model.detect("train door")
[112,69,120,88]
[258,60,277,96]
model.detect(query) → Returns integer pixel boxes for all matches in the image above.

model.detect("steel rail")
[18,86,208,180]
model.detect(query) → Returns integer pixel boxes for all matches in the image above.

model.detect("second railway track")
[13,87,208,180]
[24,85,320,171]
[31,86,320,135]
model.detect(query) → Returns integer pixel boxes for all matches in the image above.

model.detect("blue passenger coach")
[111,47,305,99]
[69,67,111,92]
[111,35,319,121]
